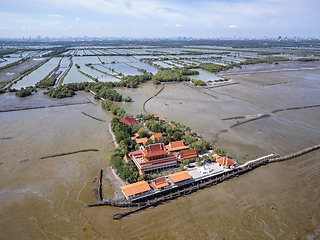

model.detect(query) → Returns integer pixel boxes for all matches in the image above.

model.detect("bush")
[214,148,226,157]
[16,88,32,98]
[124,96,132,102]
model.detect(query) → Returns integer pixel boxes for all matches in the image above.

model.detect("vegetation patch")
[15,87,34,98]
[152,69,190,84]
[191,79,206,86]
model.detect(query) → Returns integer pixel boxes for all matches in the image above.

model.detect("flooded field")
[0,58,48,82]
[12,57,60,89]
[0,42,319,239]
[103,63,142,76]
[187,69,221,82]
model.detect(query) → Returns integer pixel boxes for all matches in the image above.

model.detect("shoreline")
[89,144,320,220]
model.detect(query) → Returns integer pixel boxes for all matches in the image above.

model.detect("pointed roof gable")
[119,118,139,126]
[150,177,169,190]
[217,157,235,166]
[142,143,167,158]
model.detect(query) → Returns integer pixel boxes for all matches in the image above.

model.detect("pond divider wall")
[88,145,320,220]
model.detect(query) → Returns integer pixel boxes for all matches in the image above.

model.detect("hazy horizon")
[1,0,320,39]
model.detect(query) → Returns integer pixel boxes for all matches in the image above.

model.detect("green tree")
[196,158,202,166]
[138,128,150,138]
[214,148,226,157]
[179,163,185,171]
[183,160,190,166]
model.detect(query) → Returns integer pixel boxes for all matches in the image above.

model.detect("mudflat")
[0,61,319,239]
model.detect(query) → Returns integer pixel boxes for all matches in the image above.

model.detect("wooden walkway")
[87,144,320,220]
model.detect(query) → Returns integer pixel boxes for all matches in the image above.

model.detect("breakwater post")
[98,168,103,201]
[87,144,320,220]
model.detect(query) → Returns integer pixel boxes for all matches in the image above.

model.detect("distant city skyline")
[1,0,319,39]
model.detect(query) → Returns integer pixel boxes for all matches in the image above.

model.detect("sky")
[0,0,319,39]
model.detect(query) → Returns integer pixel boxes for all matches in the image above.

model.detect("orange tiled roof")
[159,117,164,121]
[150,177,169,189]
[168,171,192,183]
[120,181,151,197]
[217,157,235,166]
[136,137,148,144]
[150,133,162,140]
[154,115,159,118]
[166,140,189,152]
[142,143,167,158]
[179,149,199,160]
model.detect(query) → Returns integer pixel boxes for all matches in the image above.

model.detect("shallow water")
[85,151,320,239]
[0,62,319,239]
[12,58,60,89]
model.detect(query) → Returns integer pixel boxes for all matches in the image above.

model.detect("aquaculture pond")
[102,63,142,76]
[128,62,158,74]
[0,58,20,68]
[187,69,221,82]
[12,58,61,89]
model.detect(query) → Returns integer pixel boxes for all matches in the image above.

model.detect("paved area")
[186,162,224,180]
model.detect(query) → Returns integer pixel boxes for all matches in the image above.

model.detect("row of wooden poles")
[87,144,320,220]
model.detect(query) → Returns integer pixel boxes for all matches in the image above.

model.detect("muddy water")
[0,91,116,239]
[0,62,319,239]
[85,151,320,239]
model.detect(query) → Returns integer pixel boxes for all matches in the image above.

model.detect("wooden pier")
[87,145,320,220]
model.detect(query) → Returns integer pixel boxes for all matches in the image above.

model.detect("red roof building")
[177,149,199,162]
[150,177,170,190]
[167,171,192,184]
[150,133,162,141]
[136,137,148,145]
[120,181,151,200]
[119,118,139,126]
[129,143,178,173]
[216,157,236,169]
[166,141,189,153]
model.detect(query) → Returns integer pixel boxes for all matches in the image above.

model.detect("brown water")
[85,152,320,240]
[0,62,319,239]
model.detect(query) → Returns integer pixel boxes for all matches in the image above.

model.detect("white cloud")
[176,24,181,27]
[47,14,63,17]
[228,25,238,28]
[96,26,99,29]
[74,17,80,21]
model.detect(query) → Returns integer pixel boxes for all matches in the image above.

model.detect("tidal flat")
[0,60,319,239]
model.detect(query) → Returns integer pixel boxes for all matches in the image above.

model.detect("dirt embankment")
[0,57,49,82]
